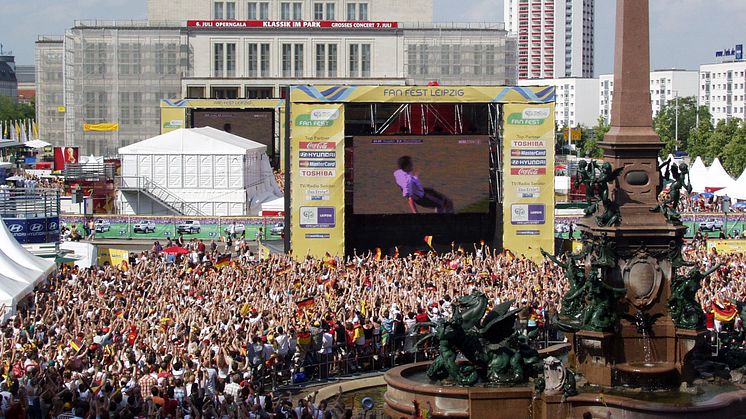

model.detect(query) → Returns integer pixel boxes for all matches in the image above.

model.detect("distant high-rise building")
[15,65,36,102]
[504,0,594,80]
[699,61,746,125]
[0,51,18,102]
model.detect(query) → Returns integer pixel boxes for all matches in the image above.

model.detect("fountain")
[384,0,746,417]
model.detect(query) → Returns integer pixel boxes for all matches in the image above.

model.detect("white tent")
[118,127,281,216]
[23,139,51,149]
[260,197,285,216]
[689,156,710,193]
[715,168,746,200]
[704,158,735,191]
[0,219,56,317]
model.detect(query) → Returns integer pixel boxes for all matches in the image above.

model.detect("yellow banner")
[84,123,119,132]
[707,240,746,253]
[502,103,556,261]
[160,99,284,109]
[160,107,186,134]
[97,248,129,267]
[289,103,345,259]
[290,85,555,104]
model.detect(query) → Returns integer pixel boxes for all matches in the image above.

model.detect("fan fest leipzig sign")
[187,20,398,29]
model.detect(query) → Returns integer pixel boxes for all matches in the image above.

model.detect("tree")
[706,118,741,169]
[652,96,704,155]
[582,115,608,158]
[723,120,746,175]
[686,112,714,160]
[0,96,35,122]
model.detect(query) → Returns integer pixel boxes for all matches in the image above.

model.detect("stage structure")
[286,85,555,260]
[160,98,286,167]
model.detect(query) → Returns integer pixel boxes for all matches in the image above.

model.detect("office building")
[699,61,746,124]
[15,65,36,102]
[599,69,699,124]
[518,77,598,127]
[35,37,65,144]
[505,0,594,80]
[37,0,516,156]
[0,53,17,102]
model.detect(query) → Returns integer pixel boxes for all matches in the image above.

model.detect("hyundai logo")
[48,222,58,231]
[30,224,44,232]
[7,224,23,233]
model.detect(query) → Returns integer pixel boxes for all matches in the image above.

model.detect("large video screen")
[192,109,274,156]
[353,135,490,214]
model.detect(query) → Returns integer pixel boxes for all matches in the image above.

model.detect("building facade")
[518,77,598,127]
[0,55,17,102]
[37,0,516,156]
[15,65,36,103]
[699,61,746,124]
[599,69,699,124]
[505,0,594,80]
[35,37,65,145]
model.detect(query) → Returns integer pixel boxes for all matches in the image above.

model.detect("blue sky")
[2,0,745,74]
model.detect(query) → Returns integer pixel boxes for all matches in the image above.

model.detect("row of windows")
[214,1,368,20]
[212,42,370,78]
[704,95,746,102]
[84,91,177,123]
[702,70,746,79]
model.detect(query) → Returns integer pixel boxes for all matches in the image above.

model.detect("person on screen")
[393,155,454,214]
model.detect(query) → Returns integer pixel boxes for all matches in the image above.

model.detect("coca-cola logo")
[299,141,336,150]
[511,168,546,175]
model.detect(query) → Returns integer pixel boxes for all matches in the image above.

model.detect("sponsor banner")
[707,239,746,253]
[3,217,60,245]
[290,103,345,258]
[83,123,119,132]
[290,85,556,104]
[502,103,555,261]
[53,147,79,171]
[97,248,129,267]
[160,107,186,134]
[187,20,398,29]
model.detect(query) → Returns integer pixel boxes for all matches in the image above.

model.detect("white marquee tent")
[118,127,281,216]
[703,158,735,191]
[689,156,709,193]
[0,219,56,318]
[715,168,746,200]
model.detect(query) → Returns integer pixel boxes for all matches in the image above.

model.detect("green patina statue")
[595,162,624,227]
[651,163,692,225]
[575,160,598,216]
[541,248,587,319]
[567,270,627,332]
[594,233,617,268]
[414,290,541,386]
[669,263,722,329]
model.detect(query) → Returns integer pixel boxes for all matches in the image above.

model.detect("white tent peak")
[706,158,735,189]
[118,127,267,155]
[691,156,706,172]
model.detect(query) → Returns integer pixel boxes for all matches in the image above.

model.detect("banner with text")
[289,103,345,259]
[290,85,555,104]
[707,239,746,253]
[502,103,555,261]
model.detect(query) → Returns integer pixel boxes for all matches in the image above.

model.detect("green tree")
[0,96,35,121]
[686,111,714,160]
[582,115,607,158]
[652,96,704,155]
[706,118,741,169]
[721,120,746,175]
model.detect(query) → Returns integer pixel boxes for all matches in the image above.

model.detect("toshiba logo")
[510,168,546,175]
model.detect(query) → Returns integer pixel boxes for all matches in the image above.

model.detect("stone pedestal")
[675,328,709,383]
[574,330,615,386]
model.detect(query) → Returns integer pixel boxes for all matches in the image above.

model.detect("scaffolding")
[35,36,65,146]
[63,23,188,156]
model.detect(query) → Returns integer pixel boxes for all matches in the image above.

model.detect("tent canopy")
[118,127,267,155]
[689,156,710,193]
[705,158,735,190]
[23,139,51,149]
[715,167,746,200]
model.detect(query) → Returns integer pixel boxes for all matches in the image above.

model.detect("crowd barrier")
[60,214,284,241]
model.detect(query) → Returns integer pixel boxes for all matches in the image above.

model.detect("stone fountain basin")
[613,362,679,390]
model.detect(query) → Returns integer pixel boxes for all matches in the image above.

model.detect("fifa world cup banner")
[289,103,345,259]
[502,103,555,261]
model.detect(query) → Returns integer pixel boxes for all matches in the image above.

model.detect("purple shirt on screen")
[394,169,425,198]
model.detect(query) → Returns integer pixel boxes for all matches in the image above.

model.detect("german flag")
[323,252,337,269]
[115,309,124,319]
[713,300,738,323]
[424,235,434,250]
[393,246,399,258]
[215,254,231,268]
[375,248,382,261]
[296,297,315,310]
[69,338,84,353]
[480,239,485,247]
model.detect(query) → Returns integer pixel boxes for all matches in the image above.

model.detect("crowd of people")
[0,234,743,418]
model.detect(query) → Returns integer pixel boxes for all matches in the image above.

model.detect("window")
[328,44,338,77]
[155,43,178,75]
[245,87,274,99]
[316,44,325,76]
[358,3,368,20]
[348,43,370,77]
[213,43,236,77]
[282,44,292,77]
[187,86,206,99]
[259,2,269,18]
[326,2,335,19]
[247,43,270,77]
[211,87,239,99]
[226,2,236,19]
[214,1,224,18]
[248,2,257,19]
[314,3,324,19]
[214,1,235,18]
[281,2,291,19]
[294,44,304,77]
[347,3,356,20]
[293,2,302,19]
